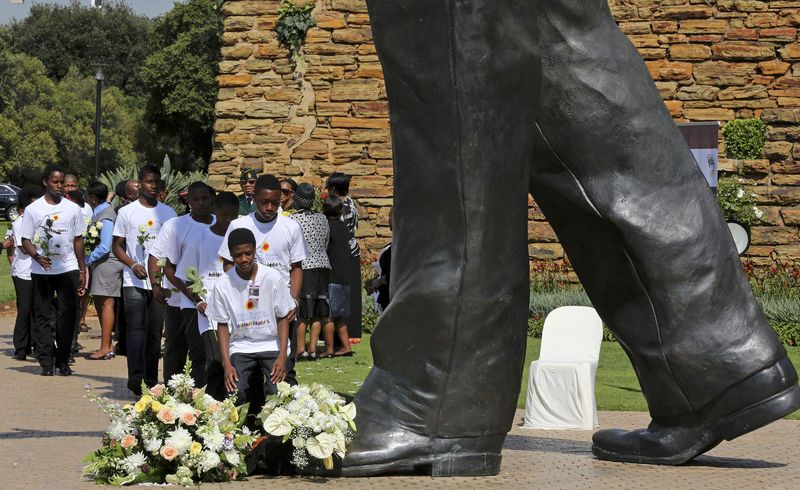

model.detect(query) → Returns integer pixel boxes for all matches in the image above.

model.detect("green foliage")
[140,0,223,170]
[722,118,766,160]
[361,289,379,334]
[276,0,317,62]
[715,177,763,226]
[5,1,152,95]
[0,44,140,183]
[97,163,207,213]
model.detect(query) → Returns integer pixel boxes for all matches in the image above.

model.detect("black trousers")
[12,276,34,357]
[123,287,164,392]
[345,256,362,338]
[31,271,80,367]
[202,329,225,401]
[162,307,206,385]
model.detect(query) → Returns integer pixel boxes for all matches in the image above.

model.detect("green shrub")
[716,178,763,226]
[361,289,379,334]
[722,118,766,160]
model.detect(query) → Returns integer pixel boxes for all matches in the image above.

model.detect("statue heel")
[718,384,800,441]
[428,452,503,477]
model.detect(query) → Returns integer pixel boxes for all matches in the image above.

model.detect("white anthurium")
[341,402,356,420]
[263,407,293,436]
[306,432,336,460]
[333,430,347,459]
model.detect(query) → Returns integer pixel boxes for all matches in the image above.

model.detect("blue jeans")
[123,287,164,394]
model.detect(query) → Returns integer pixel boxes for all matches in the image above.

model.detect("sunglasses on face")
[241,179,256,185]
[280,189,293,195]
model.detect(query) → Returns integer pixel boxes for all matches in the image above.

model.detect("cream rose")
[157,408,176,425]
[160,446,179,461]
[149,384,165,397]
[120,434,138,449]
[180,412,197,426]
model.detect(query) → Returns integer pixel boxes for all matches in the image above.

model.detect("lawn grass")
[298,334,800,419]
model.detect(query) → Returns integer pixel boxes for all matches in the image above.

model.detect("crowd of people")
[3,164,387,411]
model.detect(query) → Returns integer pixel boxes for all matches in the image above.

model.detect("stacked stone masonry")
[211,0,800,264]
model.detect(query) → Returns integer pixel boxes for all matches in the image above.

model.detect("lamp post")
[94,63,104,178]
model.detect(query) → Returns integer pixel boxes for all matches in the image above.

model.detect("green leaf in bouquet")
[235,403,250,428]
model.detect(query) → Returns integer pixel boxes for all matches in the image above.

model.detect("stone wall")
[211,0,800,263]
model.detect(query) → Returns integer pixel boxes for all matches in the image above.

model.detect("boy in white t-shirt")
[207,228,294,405]
[20,166,88,377]
[174,191,240,400]
[147,181,214,384]
[112,164,177,395]
[8,185,44,361]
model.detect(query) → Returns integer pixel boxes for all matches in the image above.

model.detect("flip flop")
[85,352,115,361]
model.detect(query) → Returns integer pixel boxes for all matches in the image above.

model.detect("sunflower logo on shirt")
[52,214,59,222]
[147,219,154,227]
[245,299,255,311]
[261,242,270,252]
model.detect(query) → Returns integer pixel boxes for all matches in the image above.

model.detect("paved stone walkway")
[1,315,798,489]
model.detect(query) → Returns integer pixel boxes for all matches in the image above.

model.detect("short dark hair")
[188,181,213,197]
[41,165,66,183]
[228,227,256,250]
[280,178,298,192]
[138,164,161,181]
[115,181,128,200]
[322,195,344,219]
[64,173,78,183]
[254,174,280,193]
[18,184,44,210]
[216,191,239,210]
[326,172,351,196]
[86,181,109,202]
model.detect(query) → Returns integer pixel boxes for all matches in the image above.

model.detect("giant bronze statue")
[341,0,800,477]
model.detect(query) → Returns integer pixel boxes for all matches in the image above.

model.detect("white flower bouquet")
[257,382,356,470]
[82,362,260,486]
[84,221,103,255]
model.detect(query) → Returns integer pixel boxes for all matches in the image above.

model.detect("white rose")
[95,221,104,230]
[138,224,148,234]
[292,437,306,449]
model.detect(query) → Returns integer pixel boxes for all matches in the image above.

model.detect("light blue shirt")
[86,202,114,266]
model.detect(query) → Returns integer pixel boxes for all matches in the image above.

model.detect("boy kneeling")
[207,228,295,406]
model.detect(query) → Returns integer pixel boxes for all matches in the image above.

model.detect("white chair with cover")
[523,306,603,430]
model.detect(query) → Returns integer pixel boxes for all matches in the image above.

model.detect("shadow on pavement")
[0,428,102,440]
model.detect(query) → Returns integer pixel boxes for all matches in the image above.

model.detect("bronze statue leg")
[341,0,800,476]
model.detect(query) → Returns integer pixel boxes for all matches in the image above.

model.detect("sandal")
[308,352,319,361]
[85,351,115,361]
[296,351,310,362]
[79,323,90,332]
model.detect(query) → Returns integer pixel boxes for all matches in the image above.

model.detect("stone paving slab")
[1,315,798,489]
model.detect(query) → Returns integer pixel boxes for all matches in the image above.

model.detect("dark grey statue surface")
[342,0,800,476]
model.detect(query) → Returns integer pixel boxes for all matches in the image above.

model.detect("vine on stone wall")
[722,118,766,160]
[275,0,316,65]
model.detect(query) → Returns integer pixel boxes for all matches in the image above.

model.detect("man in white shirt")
[207,228,294,402]
[148,181,215,384]
[112,164,177,395]
[174,191,241,400]
[219,174,306,408]
[20,165,88,377]
[9,185,44,361]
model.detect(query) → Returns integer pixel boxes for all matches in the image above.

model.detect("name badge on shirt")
[248,284,260,310]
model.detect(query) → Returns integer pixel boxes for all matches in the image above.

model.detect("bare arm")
[270,315,289,384]
[166,260,196,304]
[218,324,239,393]
[114,236,147,279]
[287,262,302,321]
[74,235,87,295]
[22,238,51,270]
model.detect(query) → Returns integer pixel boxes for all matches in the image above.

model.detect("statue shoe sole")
[342,451,502,477]
[593,357,800,465]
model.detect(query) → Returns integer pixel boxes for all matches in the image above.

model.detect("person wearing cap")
[289,183,331,360]
[238,170,258,216]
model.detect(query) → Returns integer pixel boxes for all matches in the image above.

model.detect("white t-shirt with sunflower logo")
[206,264,294,355]
[20,196,87,275]
[217,213,307,290]
[178,227,227,334]
[112,199,177,290]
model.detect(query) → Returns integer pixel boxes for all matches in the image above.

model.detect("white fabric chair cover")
[523,306,603,430]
